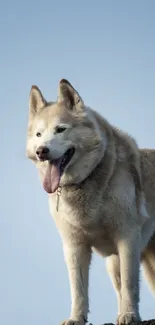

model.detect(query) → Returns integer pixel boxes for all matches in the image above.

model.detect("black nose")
[36,146,49,160]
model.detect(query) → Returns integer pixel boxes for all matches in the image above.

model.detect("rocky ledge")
[89,320,155,325]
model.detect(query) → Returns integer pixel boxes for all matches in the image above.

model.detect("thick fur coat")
[26,79,155,325]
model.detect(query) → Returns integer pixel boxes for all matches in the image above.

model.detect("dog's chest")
[50,186,100,226]
[49,188,116,255]
[49,186,115,239]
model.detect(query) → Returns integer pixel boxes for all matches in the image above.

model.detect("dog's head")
[26,79,106,193]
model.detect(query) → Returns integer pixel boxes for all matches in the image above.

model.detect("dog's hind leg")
[142,232,155,294]
[106,254,121,316]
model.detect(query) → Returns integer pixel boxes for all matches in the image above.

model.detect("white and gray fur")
[26,79,155,325]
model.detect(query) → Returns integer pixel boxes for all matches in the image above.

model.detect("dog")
[26,79,155,325]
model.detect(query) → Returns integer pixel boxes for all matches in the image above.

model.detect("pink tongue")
[43,162,60,194]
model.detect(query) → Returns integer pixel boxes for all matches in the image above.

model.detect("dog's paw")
[117,312,141,325]
[60,321,84,325]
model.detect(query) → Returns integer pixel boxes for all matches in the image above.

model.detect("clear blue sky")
[0,1,155,324]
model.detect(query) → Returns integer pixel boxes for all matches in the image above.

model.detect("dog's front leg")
[117,229,141,325]
[61,243,91,325]
[106,255,121,316]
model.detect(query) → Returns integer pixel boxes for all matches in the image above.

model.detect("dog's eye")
[56,127,66,134]
[36,132,42,137]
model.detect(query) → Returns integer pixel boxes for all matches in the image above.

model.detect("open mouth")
[42,147,75,194]
[58,147,75,176]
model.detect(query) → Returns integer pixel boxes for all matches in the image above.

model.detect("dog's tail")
[142,233,155,294]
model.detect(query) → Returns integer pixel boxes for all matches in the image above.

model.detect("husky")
[26,79,155,325]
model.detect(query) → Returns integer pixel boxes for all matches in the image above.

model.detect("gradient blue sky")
[1,1,155,324]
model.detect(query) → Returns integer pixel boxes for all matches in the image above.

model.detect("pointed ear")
[29,85,47,115]
[57,79,84,111]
